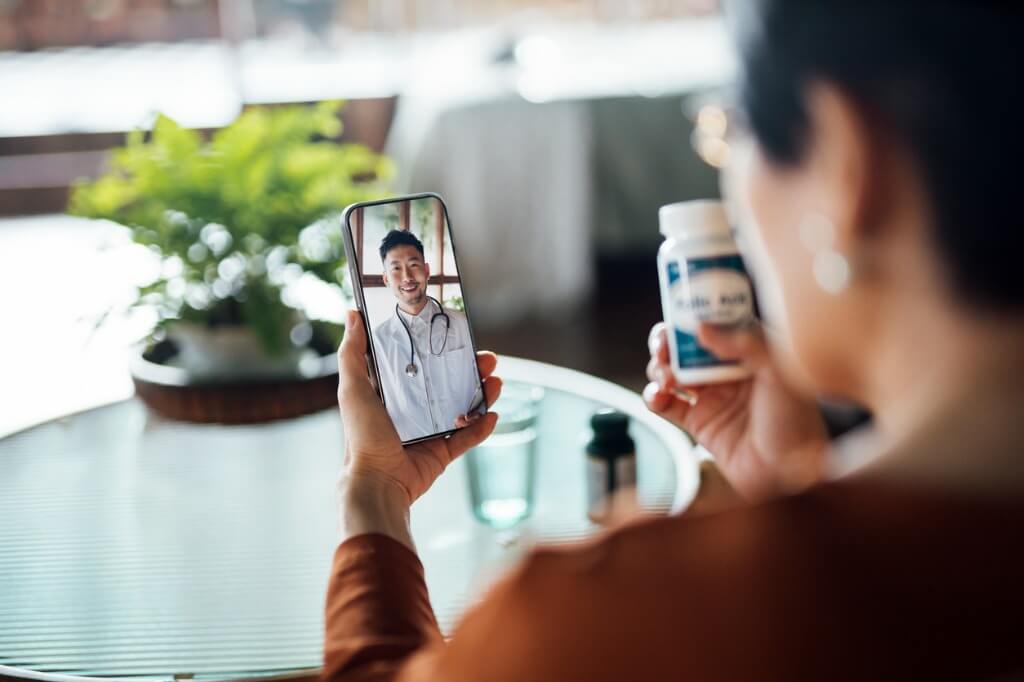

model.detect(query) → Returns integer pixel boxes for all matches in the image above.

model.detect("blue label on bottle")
[666,255,752,370]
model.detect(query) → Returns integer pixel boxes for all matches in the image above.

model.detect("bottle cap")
[590,408,629,434]
[658,200,731,240]
[586,409,635,458]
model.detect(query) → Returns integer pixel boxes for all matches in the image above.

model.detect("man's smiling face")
[383,244,430,311]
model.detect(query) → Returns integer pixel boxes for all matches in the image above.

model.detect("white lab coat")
[371,300,483,442]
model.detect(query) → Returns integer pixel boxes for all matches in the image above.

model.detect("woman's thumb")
[696,322,769,368]
[337,310,370,390]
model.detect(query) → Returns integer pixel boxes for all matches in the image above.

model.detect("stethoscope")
[395,296,450,378]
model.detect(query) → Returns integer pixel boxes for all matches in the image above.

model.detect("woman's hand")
[644,321,828,500]
[454,411,483,429]
[336,310,502,549]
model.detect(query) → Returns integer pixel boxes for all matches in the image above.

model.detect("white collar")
[397,298,437,325]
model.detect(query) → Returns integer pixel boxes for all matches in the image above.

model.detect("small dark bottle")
[585,409,637,524]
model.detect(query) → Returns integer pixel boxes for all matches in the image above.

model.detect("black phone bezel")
[340,191,489,446]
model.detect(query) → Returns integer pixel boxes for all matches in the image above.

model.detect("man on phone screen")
[371,230,484,441]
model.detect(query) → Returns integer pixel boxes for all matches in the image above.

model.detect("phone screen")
[343,194,487,445]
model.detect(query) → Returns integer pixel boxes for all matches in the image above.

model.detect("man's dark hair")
[727,1,1022,310]
[379,230,425,262]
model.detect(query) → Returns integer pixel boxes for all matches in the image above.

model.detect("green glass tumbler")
[465,383,543,529]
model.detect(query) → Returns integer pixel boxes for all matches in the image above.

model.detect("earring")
[813,249,851,294]
[799,212,851,295]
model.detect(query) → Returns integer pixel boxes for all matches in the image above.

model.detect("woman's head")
[722,0,1022,401]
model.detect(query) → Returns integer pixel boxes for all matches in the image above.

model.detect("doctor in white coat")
[371,230,485,442]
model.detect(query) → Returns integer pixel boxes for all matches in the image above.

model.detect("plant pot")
[166,322,307,381]
[130,324,339,424]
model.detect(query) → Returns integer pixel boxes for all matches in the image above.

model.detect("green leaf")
[69,102,392,355]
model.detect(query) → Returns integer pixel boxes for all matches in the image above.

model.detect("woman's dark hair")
[727,1,1022,310]
[379,230,425,262]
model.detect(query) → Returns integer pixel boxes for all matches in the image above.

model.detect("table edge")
[0,357,699,682]
[0,356,700,511]
[497,356,699,514]
[0,665,319,682]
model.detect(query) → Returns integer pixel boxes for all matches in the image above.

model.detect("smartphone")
[341,192,488,446]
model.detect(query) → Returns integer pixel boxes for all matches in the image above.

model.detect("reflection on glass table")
[0,357,697,681]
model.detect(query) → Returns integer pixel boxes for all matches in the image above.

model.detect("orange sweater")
[322,478,1024,681]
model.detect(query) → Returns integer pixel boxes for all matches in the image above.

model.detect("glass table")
[0,357,698,681]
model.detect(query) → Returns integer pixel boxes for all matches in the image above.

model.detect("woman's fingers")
[476,351,498,379]
[654,320,770,375]
[445,374,503,456]
[648,322,665,351]
[336,310,402,450]
[648,323,670,362]
[446,411,499,456]
[337,310,376,405]
[481,374,502,407]
[696,322,770,369]
[643,381,673,412]
[646,324,673,388]
[646,353,674,388]
[648,324,697,403]
[643,381,696,430]
[454,413,481,428]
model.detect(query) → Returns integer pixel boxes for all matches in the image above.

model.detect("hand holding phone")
[335,308,501,548]
[342,193,489,445]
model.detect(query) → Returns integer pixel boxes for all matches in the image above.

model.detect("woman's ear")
[803,81,924,288]
[801,82,877,254]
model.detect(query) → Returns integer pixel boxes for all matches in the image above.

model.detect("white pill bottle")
[657,200,754,385]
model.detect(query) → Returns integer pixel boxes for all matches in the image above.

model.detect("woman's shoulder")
[578,476,1024,597]
[442,479,1024,681]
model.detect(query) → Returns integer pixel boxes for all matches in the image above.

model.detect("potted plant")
[69,101,393,422]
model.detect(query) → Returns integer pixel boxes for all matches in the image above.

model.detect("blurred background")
[0,0,736,435]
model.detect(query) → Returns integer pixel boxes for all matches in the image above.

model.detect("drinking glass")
[465,383,543,529]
